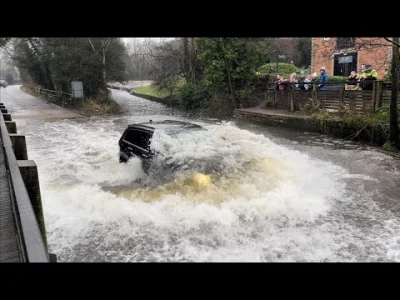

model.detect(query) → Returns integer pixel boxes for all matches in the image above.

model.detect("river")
[1,85,400,262]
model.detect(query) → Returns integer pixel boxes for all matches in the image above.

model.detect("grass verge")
[132,85,170,98]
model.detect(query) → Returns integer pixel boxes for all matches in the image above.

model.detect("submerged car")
[118,119,204,172]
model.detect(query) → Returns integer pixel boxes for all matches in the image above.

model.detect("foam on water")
[23,118,400,262]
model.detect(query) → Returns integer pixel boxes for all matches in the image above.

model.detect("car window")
[123,129,152,150]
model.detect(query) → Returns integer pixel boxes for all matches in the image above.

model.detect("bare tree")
[149,39,185,93]
[266,38,302,65]
[88,38,112,97]
[219,38,235,108]
[125,38,157,80]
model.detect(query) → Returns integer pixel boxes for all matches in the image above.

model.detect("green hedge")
[328,76,347,83]
[383,73,391,81]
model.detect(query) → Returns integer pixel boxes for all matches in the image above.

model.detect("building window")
[323,37,330,41]
[336,38,356,49]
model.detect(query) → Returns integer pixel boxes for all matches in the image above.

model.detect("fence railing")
[24,84,75,105]
[265,81,400,114]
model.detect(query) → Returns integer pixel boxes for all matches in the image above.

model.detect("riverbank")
[233,107,399,151]
[130,90,181,108]
[20,85,122,117]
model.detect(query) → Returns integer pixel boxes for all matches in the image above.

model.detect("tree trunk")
[88,38,111,101]
[219,38,237,109]
[102,48,108,100]
[183,38,192,83]
[390,37,399,147]
[27,38,54,90]
[190,38,197,83]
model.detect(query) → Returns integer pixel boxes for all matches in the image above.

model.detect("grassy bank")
[234,108,400,150]
[130,85,235,120]
[133,85,170,98]
[131,80,263,120]
[79,98,121,116]
[21,85,122,116]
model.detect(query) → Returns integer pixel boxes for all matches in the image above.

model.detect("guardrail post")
[49,253,57,263]
[17,160,48,249]
[5,121,17,133]
[290,84,294,112]
[339,86,345,112]
[312,83,317,110]
[9,134,28,160]
[375,80,383,110]
[372,80,377,111]
[3,113,12,121]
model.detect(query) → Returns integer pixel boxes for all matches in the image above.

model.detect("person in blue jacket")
[318,66,329,90]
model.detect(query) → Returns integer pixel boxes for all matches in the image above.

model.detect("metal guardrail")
[0,113,49,262]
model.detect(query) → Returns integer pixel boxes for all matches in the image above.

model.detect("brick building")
[311,37,392,79]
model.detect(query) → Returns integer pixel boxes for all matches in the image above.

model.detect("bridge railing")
[0,109,50,262]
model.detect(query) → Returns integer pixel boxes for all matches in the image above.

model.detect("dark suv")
[118,120,204,172]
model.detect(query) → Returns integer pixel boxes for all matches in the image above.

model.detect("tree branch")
[104,38,112,53]
[383,37,400,48]
[88,38,98,55]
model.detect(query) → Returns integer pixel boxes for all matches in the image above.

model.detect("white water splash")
[21,117,399,262]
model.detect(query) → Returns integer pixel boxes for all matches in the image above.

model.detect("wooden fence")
[265,81,400,114]
[23,85,81,106]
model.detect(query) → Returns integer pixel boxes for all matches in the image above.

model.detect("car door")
[122,128,152,158]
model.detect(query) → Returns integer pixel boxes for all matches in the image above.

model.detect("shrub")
[383,73,391,82]
[383,142,398,152]
[328,76,347,83]
[179,83,212,110]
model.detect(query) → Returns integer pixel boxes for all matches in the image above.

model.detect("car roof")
[127,120,203,135]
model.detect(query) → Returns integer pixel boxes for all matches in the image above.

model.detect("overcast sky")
[122,38,175,44]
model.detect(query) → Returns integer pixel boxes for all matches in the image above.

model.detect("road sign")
[71,81,83,98]
[338,56,353,64]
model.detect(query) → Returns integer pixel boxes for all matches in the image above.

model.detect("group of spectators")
[271,64,378,91]
[272,67,329,91]
[344,64,378,90]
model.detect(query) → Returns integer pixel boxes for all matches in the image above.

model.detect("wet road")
[1,86,83,121]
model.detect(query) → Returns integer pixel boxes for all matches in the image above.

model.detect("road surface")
[0,85,84,121]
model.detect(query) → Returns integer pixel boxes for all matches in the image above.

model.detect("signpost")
[71,81,84,99]
[338,56,353,64]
